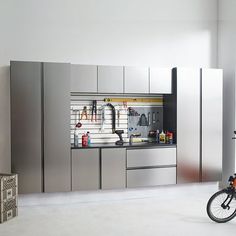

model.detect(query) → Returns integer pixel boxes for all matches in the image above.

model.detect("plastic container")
[87,132,91,145]
[168,132,173,144]
[82,133,88,147]
[74,129,79,147]
[156,130,160,143]
[159,130,166,144]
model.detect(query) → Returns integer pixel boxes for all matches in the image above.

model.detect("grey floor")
[1,183,236,236]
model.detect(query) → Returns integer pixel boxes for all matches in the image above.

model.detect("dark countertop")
[71,142,176,149]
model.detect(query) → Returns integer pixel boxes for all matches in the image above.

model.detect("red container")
[82,134,88,147]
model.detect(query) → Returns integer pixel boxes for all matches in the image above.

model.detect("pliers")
[81,106,88,120]
[91,100,97,122]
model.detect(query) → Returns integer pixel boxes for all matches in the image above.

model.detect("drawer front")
[127,148,176,168]
[127,167,176,188]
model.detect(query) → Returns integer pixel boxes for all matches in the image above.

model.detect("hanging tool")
[116,105,122,128]
[81,106,88,120]
[117,109,120,127]
[100,105,106,132]
[137,113,149,126]
[71,108,82,128]
[147,112,151,126]
[152,112,156,124]
[106,103,116,133]
[128,107,140,116]
[91,100,97,122]
[75,110,82,128]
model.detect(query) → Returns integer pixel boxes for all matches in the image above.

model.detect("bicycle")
[207,131,236,223]
[207,174,236,223]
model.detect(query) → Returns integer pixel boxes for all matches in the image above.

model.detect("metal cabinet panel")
[150,68,172,94]
[201,69,223,182]
[124,66,149,93]
[44,62,71,192]
[127,148,176,168]
[176,68,201,183]
[127,167,176,188]
[10,61,42,194]
[101,148,126,189]
[71,64,97,93]
[98,66,124,93]
[72,149,100,190]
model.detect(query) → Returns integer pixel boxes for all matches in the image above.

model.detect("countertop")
[71,142,176,149]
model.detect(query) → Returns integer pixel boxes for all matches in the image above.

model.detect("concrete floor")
[1,183,236,236]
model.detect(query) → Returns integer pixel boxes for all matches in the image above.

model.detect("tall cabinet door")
[201,69,223,181]
[176,68,201,183]
[44,62,71,192]
[10,61,42,194]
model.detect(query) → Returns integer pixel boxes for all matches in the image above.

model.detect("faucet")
[129,133,141,145]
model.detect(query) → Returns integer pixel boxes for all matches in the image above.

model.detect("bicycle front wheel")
[207,189,236,223]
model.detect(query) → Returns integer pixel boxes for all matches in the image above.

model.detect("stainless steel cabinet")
[201,69,223,182]
[126,147,176,188]
[124,66,149,93]
[176,68,201,183]
[150,68,172,94]
[72,149,100,190]
[101,148,126,189]
[71,64,97,93]
[10,61,43,194]
[43,63,71,193]
[127,148,176,168]
[98,66,124,93]
[127,167,176,188]
[11,61,71,193]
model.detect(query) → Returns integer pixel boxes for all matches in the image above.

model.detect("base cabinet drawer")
[127,148,176,168]
[72,149,100,191]
[127,167,176,188]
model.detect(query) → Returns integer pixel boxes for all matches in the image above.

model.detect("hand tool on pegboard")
[71,107,82,128]
[100,105,106,132]
[91,100,97,122]
[81,106,88,120]
[75,110,82,128]
[116,104,122,128]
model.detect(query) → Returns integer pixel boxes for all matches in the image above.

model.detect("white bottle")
[74,128,79,146]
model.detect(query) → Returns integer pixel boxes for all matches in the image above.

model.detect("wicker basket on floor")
[0,173,18,223]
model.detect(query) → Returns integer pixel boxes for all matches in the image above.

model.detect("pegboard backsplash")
[70,95,163,144]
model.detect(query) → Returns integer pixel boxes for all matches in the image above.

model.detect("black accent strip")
[99,148,102,189]
[97,66,98,92]
[70,149,72,191]
[127,164,176,170]
[41,63,45,192]
[200,69,203,182]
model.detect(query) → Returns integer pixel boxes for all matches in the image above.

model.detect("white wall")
[0,0,218,172]
[0,0,217,67]
[218,0,236,184]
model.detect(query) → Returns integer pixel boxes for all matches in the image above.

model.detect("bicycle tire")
[207,189,236,223]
